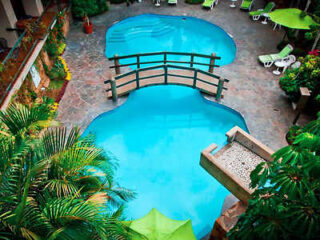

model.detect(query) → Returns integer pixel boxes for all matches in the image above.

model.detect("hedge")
[71,0,109,18]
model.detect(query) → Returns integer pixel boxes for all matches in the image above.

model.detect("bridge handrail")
[104,64,229,102]
[108,51,221,74]
[108,51,221,60]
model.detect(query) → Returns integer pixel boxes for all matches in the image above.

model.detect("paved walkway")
[58,0,303,150]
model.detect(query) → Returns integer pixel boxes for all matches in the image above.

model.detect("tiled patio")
[58,0,304,150]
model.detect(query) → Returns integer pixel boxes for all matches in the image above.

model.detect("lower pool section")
[84,86,247,239]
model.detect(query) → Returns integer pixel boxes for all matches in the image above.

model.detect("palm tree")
[0,100,135,239]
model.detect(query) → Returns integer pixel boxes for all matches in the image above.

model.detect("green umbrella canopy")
[268,8,317,30]
[126,208,197,240]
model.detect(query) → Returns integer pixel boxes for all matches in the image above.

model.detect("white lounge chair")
[249,2,275,21]
[258,44,293,68]
[240,0,254,11]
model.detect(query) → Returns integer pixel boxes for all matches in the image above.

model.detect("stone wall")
[209,201,247,240]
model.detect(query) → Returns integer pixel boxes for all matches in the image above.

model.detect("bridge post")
[216,77,225,101]
[164,52,167,64]
[164,65,168,84]
[137,56,140,69]
[110,77,118,102]
[190,53,194,68]
[193,69,198,88]
[209,53,216,73]
[114,54,121,75]
[136,70,140,89]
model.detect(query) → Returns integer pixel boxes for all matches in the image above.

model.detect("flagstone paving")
[57,0,309,150]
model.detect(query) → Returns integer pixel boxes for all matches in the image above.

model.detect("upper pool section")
[105,14,236,68]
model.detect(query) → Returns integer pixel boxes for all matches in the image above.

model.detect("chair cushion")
[241,0,251,9]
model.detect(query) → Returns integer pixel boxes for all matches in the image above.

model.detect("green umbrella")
[268,8,317,30]
[126,208,197,240]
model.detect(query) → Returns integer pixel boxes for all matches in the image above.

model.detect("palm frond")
[0,102,53,138]
[45,179,79,198]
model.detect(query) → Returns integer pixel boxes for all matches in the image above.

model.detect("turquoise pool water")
[105,14,236,68]
[84,86,247,239]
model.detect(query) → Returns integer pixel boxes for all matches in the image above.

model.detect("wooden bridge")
[105,52,229,101]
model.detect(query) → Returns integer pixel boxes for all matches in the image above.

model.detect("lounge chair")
[202,0,218,10]
[258,44,293,68]
[168,0,177,4]
[240,0,254,11]
[249,2,275,21]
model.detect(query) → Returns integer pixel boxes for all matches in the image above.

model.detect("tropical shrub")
[0,101,135,239]
[286,125,303,144]
[44,11,66,57]
[48,57,67,80]
[71,0,109,18]
[279,54,320,106]
[228,113,320,240]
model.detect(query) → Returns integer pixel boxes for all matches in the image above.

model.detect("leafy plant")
[279,54,320,110]
[44,11,66,58]
[0,101,136,239]
[228,112,320,240]
[286,125,303,144]
[71,0,109,18]
[48,58,67,80]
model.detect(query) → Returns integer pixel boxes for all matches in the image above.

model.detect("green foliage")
[286,125,303,144]
[48,79,65,90]
[71,0,109,18]
[279,54,320,102]
[48,58,67,80]
[229,113,320,240]
[0,98,56,139]
[44,11,66,58]
[0,101,136,239]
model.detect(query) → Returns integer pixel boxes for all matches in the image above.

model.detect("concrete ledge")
[200,126,274,203]
[226,126,274,162]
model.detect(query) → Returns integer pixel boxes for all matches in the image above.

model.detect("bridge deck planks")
[107,69,224,98]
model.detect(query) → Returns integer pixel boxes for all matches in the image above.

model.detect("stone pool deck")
[57,0,308,150]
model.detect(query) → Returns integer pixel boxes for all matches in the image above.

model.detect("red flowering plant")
[308,49,320,56]
[44,10,66,57]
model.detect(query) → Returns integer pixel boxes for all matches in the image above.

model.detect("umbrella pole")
[282,29,288,41]
[311,30,320,51]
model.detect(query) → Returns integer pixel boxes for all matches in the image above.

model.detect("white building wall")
[0,0,18,48]
[22,0,44,17]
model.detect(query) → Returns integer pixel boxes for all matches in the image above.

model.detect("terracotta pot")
[83,22,93,34]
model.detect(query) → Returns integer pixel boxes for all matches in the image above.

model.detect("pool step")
[107,23,174,43]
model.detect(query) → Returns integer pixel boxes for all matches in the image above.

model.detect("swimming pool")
[105,14,236,68]
[84,86,247,238]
